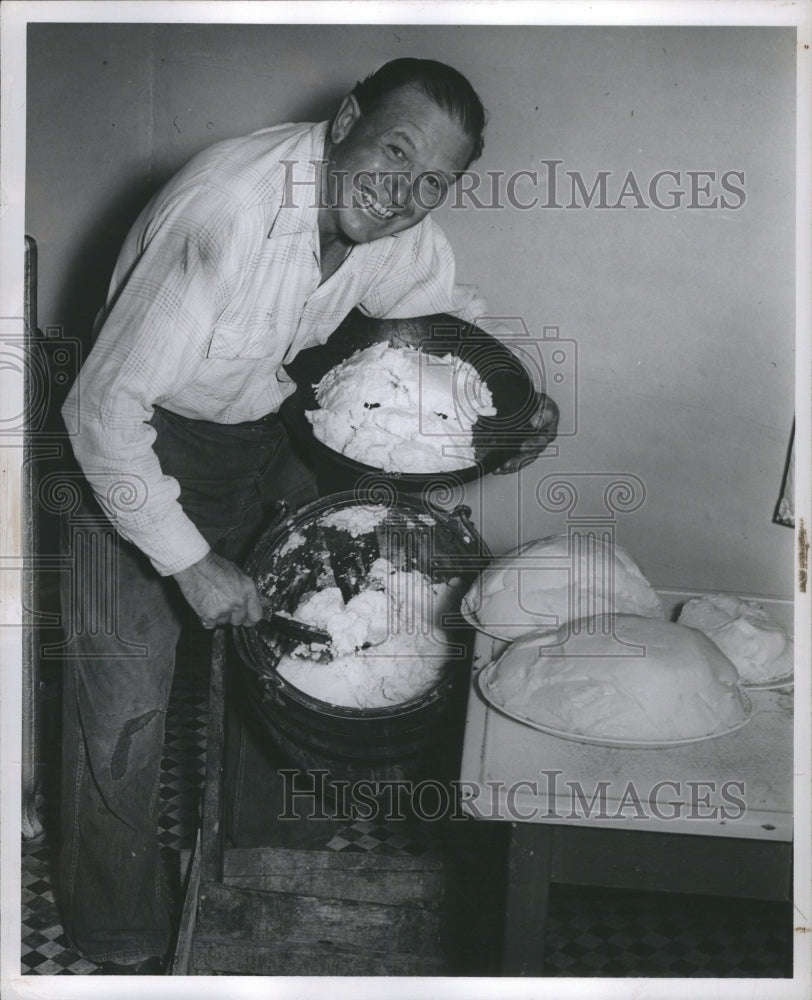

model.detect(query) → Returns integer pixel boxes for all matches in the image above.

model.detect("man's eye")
[387,144,406,160]
[417,173,445,205]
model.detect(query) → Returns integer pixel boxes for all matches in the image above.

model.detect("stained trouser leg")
[57,408,317,962]
[58,502,183,964]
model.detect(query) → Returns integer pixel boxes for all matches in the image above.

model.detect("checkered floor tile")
[542,886,792,977]
[20,635,793,978]
[326,817,440,855]
[157,672,208,852]
[20,648,209,976]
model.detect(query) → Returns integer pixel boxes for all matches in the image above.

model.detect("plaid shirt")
[64,121,495,575]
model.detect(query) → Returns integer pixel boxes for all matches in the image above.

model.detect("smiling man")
[319,73,477,252]
[59,58,557,972]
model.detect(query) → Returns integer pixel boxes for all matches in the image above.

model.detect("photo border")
[1,3,809,999]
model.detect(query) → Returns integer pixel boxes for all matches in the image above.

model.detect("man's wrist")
[148,522,212,577]
[172,549,214,581]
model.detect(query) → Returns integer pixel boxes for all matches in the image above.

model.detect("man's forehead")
[366,83,454,132]
[363,83,473,168]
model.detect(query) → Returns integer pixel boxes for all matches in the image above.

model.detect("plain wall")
[26,23,797,597]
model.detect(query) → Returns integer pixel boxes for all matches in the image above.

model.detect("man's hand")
[493,391,559,475]
[173,551,264,628]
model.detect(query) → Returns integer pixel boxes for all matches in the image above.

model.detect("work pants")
[58,406,317,964]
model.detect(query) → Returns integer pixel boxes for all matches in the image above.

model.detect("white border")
[2,0,810,27]
[1,3,810,999]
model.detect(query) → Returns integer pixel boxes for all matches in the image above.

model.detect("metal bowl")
[232,491,492,784]
[280,310,538,493]
[235,490,491,716]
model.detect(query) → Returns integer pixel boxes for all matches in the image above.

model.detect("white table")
[458,590,794,975]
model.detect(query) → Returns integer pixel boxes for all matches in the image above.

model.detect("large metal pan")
[280,310,539,493]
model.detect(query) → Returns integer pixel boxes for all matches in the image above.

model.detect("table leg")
[502,821,554,976]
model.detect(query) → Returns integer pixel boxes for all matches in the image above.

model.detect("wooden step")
[192,879,446,975]
[192,937,447,976]
[178,843,451,975]
[218,845,446,908]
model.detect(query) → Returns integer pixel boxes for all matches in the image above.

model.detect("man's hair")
[351,58,486,166]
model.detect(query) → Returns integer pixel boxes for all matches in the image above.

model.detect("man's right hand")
[173,551,264,628]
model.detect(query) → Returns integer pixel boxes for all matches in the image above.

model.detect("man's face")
[322,84,475,244]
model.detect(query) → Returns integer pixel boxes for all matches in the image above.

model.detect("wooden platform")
[175,840,450,975]
[171,629,506,976]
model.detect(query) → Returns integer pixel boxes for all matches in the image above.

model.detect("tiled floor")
[21,639,209,977]
[21,632,793,978]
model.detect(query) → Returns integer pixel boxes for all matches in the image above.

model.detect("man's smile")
[358,186,397,219]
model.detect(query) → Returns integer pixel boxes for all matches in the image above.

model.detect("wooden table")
[458,590,795,976]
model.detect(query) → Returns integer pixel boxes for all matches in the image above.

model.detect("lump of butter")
[465,533,663,640]
[484,614,749,742]
[276,558,466,709]
[306,342,496,473]
[677,593,793,685]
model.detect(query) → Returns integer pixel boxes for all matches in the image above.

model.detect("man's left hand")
[493,391,559,475]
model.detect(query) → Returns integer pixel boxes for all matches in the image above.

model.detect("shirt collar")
[267,121,328,240]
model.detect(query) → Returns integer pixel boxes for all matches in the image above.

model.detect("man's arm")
[63,194,266,624]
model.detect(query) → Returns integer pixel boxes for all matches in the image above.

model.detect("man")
[59,58,557,972]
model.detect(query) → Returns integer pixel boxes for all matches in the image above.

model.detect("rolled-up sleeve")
[62,190,253,576]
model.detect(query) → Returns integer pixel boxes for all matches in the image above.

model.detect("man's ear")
[330,94,362,144]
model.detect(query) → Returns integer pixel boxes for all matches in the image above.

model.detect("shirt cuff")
[115,505,213,577]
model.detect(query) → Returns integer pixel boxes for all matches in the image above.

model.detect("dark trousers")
[58,406,317,964]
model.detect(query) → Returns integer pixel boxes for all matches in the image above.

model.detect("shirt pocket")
[207,320,280,360]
